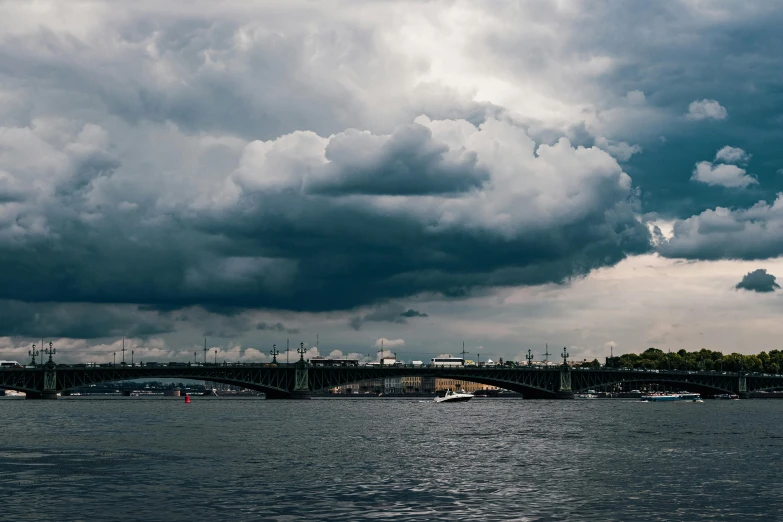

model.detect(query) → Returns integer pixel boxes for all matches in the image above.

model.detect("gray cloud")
[3,0,783,342]
[400,309,428,318]
[256,321,299,334]
[350,304,429,330]
[350,304,409,331]
[311,124,488,196]
[736,269,780,293]
[658,195,783,260]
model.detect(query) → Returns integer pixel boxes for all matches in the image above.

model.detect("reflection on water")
[0,397,781,521]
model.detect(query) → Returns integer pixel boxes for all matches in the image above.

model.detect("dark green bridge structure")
[2,354,782,400]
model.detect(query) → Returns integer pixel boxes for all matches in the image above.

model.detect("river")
[1,397,780,521]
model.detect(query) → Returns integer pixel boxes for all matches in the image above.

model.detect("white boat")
[434,389,474,403]
[640,392,701,402]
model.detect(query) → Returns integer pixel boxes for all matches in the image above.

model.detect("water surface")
[1,397,780,521]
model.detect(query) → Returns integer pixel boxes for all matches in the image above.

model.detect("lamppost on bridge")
[194,351,196,364]
[561,346,569,367]
[526,349,533,366]
[270,344,279,365]
[214,349,217,365]
[132,350,134,367]
[113,352,116,366]
[42,341,56,363]
[297,342,307,362]
[29,344,39,366]
[121,337,127,365]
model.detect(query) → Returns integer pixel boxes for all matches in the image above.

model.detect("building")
[383,376,422,394]
[330,376,500,394]
[331,378,385,394]
[435,378,499,393]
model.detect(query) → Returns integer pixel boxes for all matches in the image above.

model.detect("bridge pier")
[555,365,574,399]
[738,373,750,399]
[27,359,60,399]
[290,344,312,399]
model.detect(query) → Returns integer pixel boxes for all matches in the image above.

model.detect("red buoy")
[184,394,191,403]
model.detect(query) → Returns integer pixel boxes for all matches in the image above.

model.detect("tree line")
[592,347,783,373]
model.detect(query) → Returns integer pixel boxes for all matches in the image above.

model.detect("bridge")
[2,350,782,399]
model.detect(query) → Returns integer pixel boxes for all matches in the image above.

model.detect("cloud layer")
[0,0,782,356]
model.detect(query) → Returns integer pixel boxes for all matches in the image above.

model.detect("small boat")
[640,392,701,402]
[713,393,739,400]
[434,389,474,403]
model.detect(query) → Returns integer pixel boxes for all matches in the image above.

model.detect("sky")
[1,0,783,365]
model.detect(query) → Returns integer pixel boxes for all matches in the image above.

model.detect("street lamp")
[113,352,116,366]
[42,342,56,363]
[131,350,134,367]
[214,349,217,365]
[29,344,39,366]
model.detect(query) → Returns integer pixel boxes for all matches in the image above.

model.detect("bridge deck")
[2,363,782,399]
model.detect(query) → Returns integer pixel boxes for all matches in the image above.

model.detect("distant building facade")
[435,378,499,393]
[329,377,499,394]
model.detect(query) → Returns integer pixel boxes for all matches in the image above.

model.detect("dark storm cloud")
[19,0,783,340]
[735,269,780,293]
[0,301,175,339]
[0,117,652,320]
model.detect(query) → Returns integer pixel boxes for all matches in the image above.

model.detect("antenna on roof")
[460,341,469,364]
[542,343,551,364]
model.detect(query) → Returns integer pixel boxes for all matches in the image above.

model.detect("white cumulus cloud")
[715,146,750,164]
[686,99,728,121]
[691,161,756,188]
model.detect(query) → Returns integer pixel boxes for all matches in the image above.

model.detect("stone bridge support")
[26,361,58,400]
[738,373,749,400]
[266,343,312,399]
[555,366,574,400]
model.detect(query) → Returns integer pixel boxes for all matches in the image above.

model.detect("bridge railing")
[6,363,780,379]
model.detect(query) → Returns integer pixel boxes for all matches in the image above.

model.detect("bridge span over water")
[2,356,782,399]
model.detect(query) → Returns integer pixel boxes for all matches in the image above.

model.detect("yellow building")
[435,378,499,393]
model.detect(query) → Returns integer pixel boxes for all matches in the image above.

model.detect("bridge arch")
[315,369,563,399]
[573,377,735,396]
[62,371,293,398]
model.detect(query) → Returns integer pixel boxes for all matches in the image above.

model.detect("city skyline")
[2,1,783,364]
